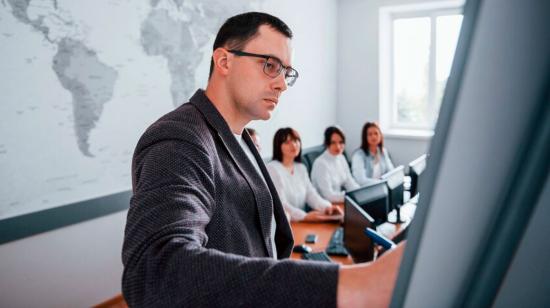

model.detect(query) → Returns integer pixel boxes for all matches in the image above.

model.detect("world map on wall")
[0,0,262,219]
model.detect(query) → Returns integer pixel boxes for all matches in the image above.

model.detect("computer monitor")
[381,166,405,224]
[346,181,389,225]
[344,196,375,263]
[408,154,427,198]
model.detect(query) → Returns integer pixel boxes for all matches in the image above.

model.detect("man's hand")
[337,243,406,308]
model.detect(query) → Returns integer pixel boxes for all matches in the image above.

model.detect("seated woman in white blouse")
[311,126,360,203]
[351,122,395,185]
[267,128,343,222]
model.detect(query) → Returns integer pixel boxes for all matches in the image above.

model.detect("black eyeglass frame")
[227,49,299,86]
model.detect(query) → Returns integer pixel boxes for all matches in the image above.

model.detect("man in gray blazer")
[122,12,404,307]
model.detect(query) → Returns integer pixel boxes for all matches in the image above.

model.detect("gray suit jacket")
[122,90,338,307]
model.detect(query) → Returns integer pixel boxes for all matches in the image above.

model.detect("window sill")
[384,128,434,140]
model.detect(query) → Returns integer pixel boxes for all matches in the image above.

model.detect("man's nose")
[272,73,288,92]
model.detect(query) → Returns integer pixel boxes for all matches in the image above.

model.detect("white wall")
[0,212,127,307]
[384,136,432,168]
[336,0,444,166]
[0,1,338,307]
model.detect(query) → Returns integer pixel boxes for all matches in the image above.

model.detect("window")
[380,2,463,136]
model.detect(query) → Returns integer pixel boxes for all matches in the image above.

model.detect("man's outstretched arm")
[338,243,406,308]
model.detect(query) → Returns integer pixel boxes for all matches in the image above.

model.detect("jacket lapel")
[241,132,294,257]
[188,90,292,257]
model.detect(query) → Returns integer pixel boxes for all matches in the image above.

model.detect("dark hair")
[323,126,346,147]
[244,127,257,137]
[272,127,302,163]
[209,12,293,78]
[360,122,384,156]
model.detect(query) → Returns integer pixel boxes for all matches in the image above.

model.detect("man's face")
[226,25,293,122]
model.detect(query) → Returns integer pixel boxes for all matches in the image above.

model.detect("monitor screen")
[381,165,405,211]
[344,196,375,263]
[346,181,389,225]
[409,154,427,197]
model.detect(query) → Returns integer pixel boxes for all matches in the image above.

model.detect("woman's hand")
[302,211,331,222]
[302,207,344,222]
[324,205,344,216]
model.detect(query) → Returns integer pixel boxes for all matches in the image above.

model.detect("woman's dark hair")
[209,12,293,78]
[323,126,346,147]
[272,127,302,163]
[360,122,384,155]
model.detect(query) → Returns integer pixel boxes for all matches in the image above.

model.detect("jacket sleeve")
[122,140,339,307]
[351,151,369,186]
[342,156,361,192]
[384,147,395,170]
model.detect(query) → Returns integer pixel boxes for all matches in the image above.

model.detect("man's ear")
[212,48,231,76]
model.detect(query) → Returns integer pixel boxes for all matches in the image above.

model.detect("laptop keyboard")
[302,251,333,263]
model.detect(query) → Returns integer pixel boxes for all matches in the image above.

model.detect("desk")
[289,202,416,265]
[289,220,354,264]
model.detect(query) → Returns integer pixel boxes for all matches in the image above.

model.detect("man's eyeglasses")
[228,50,299,87]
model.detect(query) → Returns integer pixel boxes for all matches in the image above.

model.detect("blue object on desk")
[364,227,396,250]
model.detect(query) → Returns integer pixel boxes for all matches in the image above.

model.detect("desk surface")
[289,220,354,264]
[289,202,416,264]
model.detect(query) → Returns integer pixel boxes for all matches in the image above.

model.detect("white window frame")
[379,1,464,139]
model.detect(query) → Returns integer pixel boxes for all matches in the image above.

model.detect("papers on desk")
[388,202,416,222]
[409,194,420,205]
[377,222,398,239]
[378,202,417,238]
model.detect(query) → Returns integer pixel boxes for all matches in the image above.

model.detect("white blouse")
[351,147,395,186]
[371,160,382,179]
[267,160,331,221]
[310,150,360,203]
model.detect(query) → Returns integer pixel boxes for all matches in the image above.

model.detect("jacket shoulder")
[135,103,215,156]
